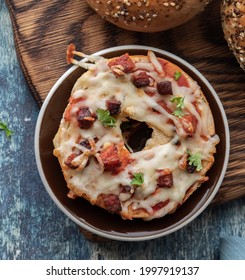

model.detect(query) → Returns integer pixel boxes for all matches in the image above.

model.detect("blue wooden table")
[0,0,245,260]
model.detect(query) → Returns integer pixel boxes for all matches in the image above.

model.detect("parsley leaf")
[130,172,144,186]
[0,121,14,138]
[96,108,116,127]
[187,149,203,171]
[174,71,182,81]
[170,96,185,118]
[172,107,184,118]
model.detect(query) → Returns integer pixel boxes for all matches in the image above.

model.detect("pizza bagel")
[85,0,211,32]
[53,45,220,220]
[221,0,245,71]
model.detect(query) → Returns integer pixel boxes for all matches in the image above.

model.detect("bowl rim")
[34,45,230,241]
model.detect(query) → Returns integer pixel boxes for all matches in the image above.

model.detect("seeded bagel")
[221,0,245,71]
[85,0,211,32]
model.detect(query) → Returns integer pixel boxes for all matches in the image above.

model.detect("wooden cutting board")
[5,0,245,206]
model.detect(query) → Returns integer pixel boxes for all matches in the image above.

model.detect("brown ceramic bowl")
[35,45,230,241]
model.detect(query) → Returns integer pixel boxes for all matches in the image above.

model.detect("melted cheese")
[54,53,220,220]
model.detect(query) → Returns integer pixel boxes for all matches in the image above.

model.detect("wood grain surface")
[5,0,245,209]
[2,0,245,260]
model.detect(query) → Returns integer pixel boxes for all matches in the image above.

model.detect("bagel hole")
[120,118,153,152]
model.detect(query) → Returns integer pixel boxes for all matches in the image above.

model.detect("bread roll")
[221,0,245,71]
[85,0,211,32]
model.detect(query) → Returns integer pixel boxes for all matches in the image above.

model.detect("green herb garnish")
[0,121,14,138]
[130,172,144,186]
[170,96,185,118]
[96,109,116,127]
[187,149,203,171]
[174,71,182,81]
